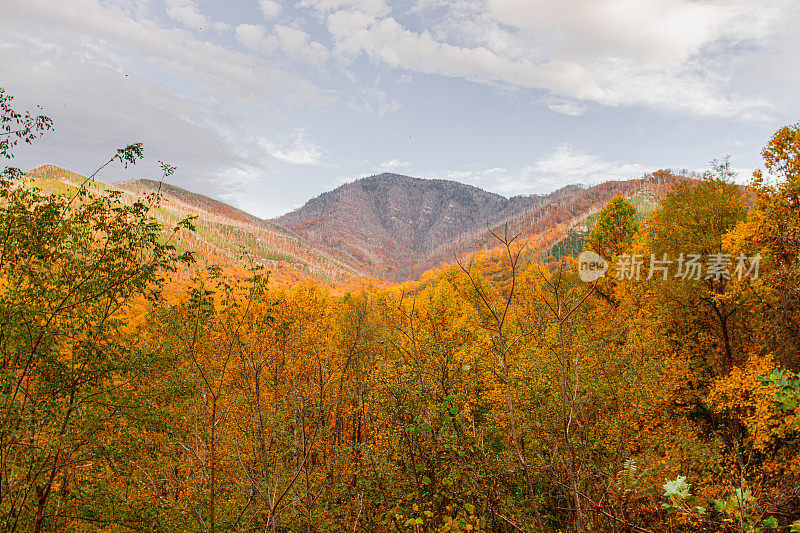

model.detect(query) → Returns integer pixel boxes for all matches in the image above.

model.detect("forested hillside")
[2,88,800,532]
[24,164,361,283]
[275,172,683,280]
[275,173,538,278]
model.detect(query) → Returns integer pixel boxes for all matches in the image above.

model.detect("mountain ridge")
[24,165,686,282]
[23,165,362,282]
[273,170,685,279]
[274,173,541,277]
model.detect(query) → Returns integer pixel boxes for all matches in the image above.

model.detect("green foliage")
[550,228,588,260]
[648,161,745,258]
[0,174,193,530]
[584,195,639,260]
[1,87,53,180]
[387,392,502,532]
[759,368,800,411]
[712,488,778,532]
[0,88,194,532]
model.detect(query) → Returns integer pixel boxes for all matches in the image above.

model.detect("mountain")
[24,165,686,283]
[274,171,684,279]
[425,172,683,270]
[23,165,360,282]
[275,173,539,277]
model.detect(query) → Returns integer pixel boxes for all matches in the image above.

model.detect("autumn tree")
[455,225,552,532]
[583,195,639,306]
[0,151,192,530]
[646,159,746,374]
[584,195,639,261]
[732,124,800,370]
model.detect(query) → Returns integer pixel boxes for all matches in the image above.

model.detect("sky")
[1,0,798,218]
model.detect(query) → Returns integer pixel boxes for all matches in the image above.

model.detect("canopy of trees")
[2,89,799,532]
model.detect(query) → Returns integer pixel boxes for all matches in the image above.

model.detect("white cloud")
[546,100,586,116]
[432,146,655,196]
[0,0,337,219]
[488,0,730,68]
[236,22,330,65]
[326,13,606,101]
[316,0,787,118]
[3,0,797,219]
[260,129,324,165]
[235,23,269,50]
[2,0,327,106]
[531,144,649,186]
[300,0,391,17]
[376,159,411,171]
[210,21,233,33]
[258,0,282,19]
[273,24,330,64]
[165,0,208,30]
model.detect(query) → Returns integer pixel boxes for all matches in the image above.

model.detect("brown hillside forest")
[2,88,800,533]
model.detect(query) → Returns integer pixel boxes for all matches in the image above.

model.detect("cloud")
[3,0,797,220]
[165,0,208,30]
[432,145,655,196]
[376,159,411,171]
[546,100,586,117]
[2,0,327,105]
[488,0,731,68]
[325,13,605,102]
[235,23,268,49]
[0,28,269,201]
[0,0,337,219]
[258,0,282,19]
[530,144,649,186]
[273,25,330,64]
[341,157,412,183]
[210,21,233,32]
[236,22,330,65]
[260,129,324,165]
[300,0,391,17]
[316,0,786,118]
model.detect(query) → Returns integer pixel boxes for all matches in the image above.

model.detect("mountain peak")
[275,174,531,278]
[274,171,681,280]
[353,172,503,197]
